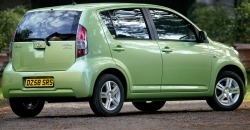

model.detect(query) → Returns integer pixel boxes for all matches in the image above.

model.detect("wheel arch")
[218,65,246,86]
[94,68,128,99]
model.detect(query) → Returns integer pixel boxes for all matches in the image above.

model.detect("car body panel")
[12,41,76,71]
[158,41,212,92]
[206,40,248,94]
[2,57,121,98]
[107,39,162,93]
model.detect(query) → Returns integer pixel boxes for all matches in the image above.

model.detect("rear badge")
[62,44,72,49]
[33,42,46,49]
[36,42,42,48]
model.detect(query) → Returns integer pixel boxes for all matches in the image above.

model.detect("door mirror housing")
[198,31,208,43]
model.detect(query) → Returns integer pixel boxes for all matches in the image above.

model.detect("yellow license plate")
[25,77,54,87]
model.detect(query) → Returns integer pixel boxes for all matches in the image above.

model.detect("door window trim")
[99,8,156,40]
[144,8,201,43]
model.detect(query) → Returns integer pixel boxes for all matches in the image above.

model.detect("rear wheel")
[132,101,166,112]
[206,71,244,111]
[9,98,45,117]
[89,74,124,116]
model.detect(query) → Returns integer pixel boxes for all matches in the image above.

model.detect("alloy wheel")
[215,77,240,106]
[100,81,121,111]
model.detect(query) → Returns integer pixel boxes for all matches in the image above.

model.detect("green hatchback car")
[1,3,247,117]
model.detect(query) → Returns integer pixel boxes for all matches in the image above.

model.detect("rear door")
[99,8,162,93]
[12,10,81,71]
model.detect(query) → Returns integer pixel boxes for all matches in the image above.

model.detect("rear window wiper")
[46,32,76,41]
[24,38,50,46]
[24,33,60,46]
[24,32,76,46]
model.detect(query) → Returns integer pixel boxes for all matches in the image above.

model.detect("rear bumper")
[1,61,92,99]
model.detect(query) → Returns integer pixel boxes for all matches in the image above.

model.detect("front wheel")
[9,98,45,117]
[206,71,245,111]
[89,74,124,116]
[132,101,166,112]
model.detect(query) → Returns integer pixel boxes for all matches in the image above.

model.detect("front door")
[148,9,212,92]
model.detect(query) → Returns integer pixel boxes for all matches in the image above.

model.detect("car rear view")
[1,8,93,117]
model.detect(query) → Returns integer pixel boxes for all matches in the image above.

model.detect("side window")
[100,9,150,39]
[100,12,116,37]
[149,9,196,41]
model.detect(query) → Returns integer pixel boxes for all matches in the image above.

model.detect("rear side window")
[15,10,81,42]
[100,9,150,39]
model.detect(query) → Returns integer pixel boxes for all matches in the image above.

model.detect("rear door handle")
[162,46,172,53]
[113,45,125,52]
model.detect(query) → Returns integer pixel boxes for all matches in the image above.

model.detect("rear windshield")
[14,10,82,42]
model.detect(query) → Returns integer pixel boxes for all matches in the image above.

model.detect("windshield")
[14,10,81,42]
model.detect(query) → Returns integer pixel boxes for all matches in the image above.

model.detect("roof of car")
[29,3,169,12]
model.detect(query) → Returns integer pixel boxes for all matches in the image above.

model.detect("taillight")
[76,25,88,58]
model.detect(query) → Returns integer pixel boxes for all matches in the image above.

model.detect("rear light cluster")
[76,25,88,58]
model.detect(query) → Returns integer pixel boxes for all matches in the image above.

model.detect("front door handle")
[162,46,172,53]
[113,45,125,52]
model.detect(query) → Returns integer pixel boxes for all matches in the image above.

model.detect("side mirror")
[198,31,208,43]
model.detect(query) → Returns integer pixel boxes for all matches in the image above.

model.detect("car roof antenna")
[72,0,77,5]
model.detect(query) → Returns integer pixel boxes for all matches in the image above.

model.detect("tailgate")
[12,10,81,72]
[12,41,75,71]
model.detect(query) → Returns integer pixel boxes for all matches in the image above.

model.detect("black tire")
[132,101,166,112]
[9,98,45,117]
[89,74,124,116]
[206,71,244,111]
